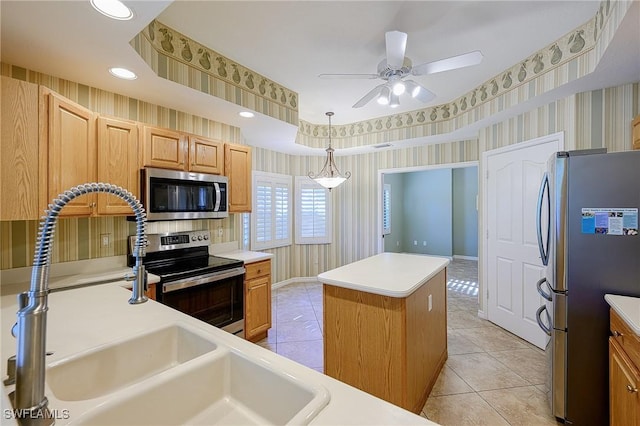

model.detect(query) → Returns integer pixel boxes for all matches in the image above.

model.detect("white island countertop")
[1,282,436,425]
[605,294,640,335]
[318,252,450,298]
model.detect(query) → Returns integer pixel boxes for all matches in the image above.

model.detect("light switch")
[101,234,110,247]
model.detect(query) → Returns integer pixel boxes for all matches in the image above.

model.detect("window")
[382,183,391,235]
[251,171,292,250]
[295,176,332,244]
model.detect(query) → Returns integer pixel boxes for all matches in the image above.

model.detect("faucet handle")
[3,355,16,386]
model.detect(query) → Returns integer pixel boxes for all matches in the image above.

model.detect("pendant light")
[308,112,351,191]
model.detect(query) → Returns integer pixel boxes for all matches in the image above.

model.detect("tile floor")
[257,259,561,425]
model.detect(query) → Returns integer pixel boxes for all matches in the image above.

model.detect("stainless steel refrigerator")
[535,149,640,425]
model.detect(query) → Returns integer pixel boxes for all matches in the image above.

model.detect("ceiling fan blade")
[412,50,483,76]
[406,80,436,103]
[385,31,408,70]
[319,73,379,80]
[352,84,385,108]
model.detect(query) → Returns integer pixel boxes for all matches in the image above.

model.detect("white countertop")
[217,250,274,264]
[318,253,450,298]
[605,294,640,335]
[1,281,435,425]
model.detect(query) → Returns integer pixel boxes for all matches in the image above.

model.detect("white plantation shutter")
[382,184,391,235]
[295,177,332,244]
[251,172,292,250]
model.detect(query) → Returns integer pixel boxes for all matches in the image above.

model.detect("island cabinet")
[633,115,640,150]
[244,259,272,342]
[0,76,44,221]
[610,308,640,425]
[320,253,449,414]
[224,143,252,213]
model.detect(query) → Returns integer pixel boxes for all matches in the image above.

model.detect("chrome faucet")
[10,183,147,424]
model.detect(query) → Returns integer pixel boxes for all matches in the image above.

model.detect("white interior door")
[485,134,561,349]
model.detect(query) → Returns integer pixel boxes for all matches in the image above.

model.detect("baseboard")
[453,255,479,261]
[272,276,318,290]
[477,309,488,319]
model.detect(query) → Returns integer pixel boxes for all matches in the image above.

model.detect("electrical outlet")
[218,228,223,237]
[423,241,427,246]
[428,294,433,311]
[396,241,400,247]
[413,240,417,245]
[100,233,110,247]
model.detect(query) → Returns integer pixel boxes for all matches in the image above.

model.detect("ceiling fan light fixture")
[308,112,351,192]
[405,80,421,98]
[389,93,400,108]
[389,76,405,96]
[377,86,391,105]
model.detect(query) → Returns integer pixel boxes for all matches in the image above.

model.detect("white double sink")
[44,323,330,425]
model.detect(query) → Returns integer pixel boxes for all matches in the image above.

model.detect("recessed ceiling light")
[239,111,255,118]
[90,0,133,20]
[109,67,137,80]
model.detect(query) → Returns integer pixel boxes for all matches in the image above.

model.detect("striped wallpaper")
[0,82,638,284]
[0,64,243,270]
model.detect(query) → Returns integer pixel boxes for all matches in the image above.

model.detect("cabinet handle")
[627,385,638,393]
[613,330,624,337]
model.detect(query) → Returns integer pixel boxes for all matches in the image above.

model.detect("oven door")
[159,267,245,336]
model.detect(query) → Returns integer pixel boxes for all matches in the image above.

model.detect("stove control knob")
[198,235,203,241]
[191,236,197,241]
[203,234,209,240]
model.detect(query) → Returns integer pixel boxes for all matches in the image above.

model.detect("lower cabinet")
[244,259,272,342]
[610,309,640,425]
[633,115,640,150]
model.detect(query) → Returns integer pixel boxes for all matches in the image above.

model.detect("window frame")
[251,171,292,250]
[382,183,391,235]
[294,176,332,245]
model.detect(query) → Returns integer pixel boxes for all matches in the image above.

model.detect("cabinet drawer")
[245,260,271,280]
[611,309,640,369]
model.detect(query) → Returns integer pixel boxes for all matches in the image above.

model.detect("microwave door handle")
[214,182,221,211]
[536,172,550,266]
[536,305,552,336]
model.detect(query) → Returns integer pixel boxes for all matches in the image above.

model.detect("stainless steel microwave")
[141,168,228,221]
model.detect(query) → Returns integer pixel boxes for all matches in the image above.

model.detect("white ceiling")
[1,1,639,156]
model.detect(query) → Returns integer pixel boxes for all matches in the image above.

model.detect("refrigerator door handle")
[536,277,552,301]
[536,172,550,266]
[536,305,552,336]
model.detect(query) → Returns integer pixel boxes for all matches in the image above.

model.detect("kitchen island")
[1,279,435,425]
[319,252,449,414]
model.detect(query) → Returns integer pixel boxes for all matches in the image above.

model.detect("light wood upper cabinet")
[224,143,252,213]
[97,117,139,215]
[188,136,224,174]
[141,125,187,170]
[0,76,43,221]
[47,90,96,217]
[632,115,640,150]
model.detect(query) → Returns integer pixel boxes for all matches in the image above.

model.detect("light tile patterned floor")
[257,259,561,425]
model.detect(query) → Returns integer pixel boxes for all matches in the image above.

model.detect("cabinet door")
[48,91,96,217]
[1,76,41,220]
[188,135,223,174]
[632,115,640,150]
[96,117,139,215]
[141,125,187,170]
[224,143,252,213]
[610,339,640,426]
[245,275,271,340]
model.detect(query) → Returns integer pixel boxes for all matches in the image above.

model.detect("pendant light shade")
[308,112,351,191]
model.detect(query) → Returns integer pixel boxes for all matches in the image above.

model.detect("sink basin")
[47,323,217,401]
[72,350,330,425]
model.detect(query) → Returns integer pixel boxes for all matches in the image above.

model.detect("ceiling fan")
[319,31,483,108]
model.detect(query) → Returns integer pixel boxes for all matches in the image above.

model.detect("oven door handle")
[162,267,246,293]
